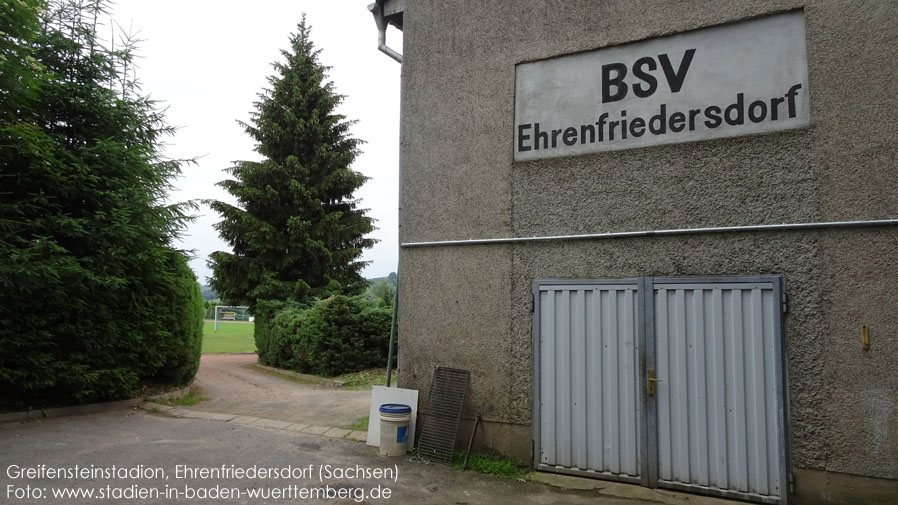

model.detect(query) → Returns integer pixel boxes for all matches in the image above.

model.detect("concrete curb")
[251,363,346,388]
[146,404,368,443]
[0,398,143,424]
[0,383,193,425]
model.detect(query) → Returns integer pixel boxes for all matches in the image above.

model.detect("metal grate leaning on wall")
[417,367,470,464]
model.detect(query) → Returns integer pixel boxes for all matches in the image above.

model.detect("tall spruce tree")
[0,0,203,409]
[208,18,375,313]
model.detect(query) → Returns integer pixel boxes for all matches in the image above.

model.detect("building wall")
[396,1,898,501]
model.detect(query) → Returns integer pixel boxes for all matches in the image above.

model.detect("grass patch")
[343,416,369,432]
[155,390,207,407]
[451,450,529,480]
[333,368,398,390]
[202,321,255,354]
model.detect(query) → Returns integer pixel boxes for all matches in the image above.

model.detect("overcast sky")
[108,1,402,284]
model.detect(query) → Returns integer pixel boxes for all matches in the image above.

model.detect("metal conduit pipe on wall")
[400,219,898,248]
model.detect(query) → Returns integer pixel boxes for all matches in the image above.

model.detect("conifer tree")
[208,18,375,312]
[0,0,203,409]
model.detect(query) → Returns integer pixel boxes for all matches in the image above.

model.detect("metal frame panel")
[640,276,657,487]
[535,464,642,484]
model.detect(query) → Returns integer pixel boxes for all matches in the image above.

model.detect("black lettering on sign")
[602,49,695,103]
[748,100,767,123]
[786,84,802,117]
[659,49,696,93]
[688,108,701,130]
[649,104,667,134]
[602,63,628,103]
[629,117,646,137]
[601,49,694,102]
[770,96,784,120]
[725,93,744,126]
[596,113,609,142]
[551,128,563,147]
[563,127,578,146]
[669,111,686,133]
[580,124,596,144]
[534,122,549,150]
[632,57,658,98]
[514,81,806,154]
[704,105,722,128]
[517,124,532,151]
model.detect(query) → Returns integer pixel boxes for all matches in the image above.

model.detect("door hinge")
[782,293,789,314]
[531,293,535,312]
[789,471,795,494]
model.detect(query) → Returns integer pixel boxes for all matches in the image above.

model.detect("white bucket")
[378,404,411,456]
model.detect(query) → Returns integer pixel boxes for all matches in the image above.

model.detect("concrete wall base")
[792,467,898,505]
[453,417,532,463]
[445,418,898,505]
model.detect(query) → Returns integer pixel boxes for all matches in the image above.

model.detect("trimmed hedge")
[253,299,302,367]
[149,252,205,385]
[260,295,392,376]
[0,250,204,411]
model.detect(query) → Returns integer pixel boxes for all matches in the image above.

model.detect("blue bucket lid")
[379,403,411,414]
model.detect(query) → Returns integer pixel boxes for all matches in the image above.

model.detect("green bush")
[266,295,391,376]
[254,299,299,367]
[148,252,205,385]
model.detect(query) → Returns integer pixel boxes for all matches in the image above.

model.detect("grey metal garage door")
[533,277,787,504]
[534,281,642,481]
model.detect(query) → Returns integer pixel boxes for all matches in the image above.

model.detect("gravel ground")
[189,354,371,428]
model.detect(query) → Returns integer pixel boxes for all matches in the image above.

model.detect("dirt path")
[189,354,371,428]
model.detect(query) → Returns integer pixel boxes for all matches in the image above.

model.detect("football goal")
[213,305,252,333]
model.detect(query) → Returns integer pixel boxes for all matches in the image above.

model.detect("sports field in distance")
[202,321,256,354]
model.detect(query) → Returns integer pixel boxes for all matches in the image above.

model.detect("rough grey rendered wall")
[397,0,898,485]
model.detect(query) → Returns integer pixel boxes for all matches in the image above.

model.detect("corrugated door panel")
[540,289,556,465]
[654,283,782,500]
[572,289,588,470]
[539,285,640,478]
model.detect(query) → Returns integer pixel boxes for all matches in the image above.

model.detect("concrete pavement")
[1,356,745,505]
[1,408,657,505]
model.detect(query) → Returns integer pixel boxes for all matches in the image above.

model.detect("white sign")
[514,12,809,161]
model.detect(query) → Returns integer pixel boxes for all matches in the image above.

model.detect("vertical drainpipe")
[368,1,402,63]
[369,1,402,386]
[385,275,399,387]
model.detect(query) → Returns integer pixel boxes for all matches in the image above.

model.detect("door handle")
[647,369,663,396]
